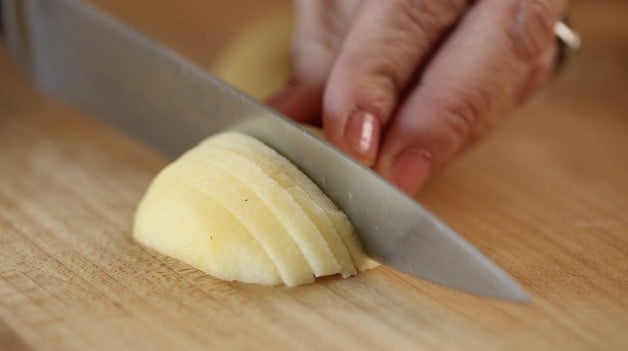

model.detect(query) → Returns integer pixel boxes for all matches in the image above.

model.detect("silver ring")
[554,18,581,72]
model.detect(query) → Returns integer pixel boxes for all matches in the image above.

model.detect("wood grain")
[1,0,627,350]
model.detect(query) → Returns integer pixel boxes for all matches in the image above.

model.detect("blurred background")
[91,0,293,100]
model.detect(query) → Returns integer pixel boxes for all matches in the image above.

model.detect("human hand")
[268,0,565,194]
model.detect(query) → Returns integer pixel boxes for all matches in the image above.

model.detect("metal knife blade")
[2,0,529,301]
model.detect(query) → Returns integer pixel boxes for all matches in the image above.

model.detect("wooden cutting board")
[1,1,626,350]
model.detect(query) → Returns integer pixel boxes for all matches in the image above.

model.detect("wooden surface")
[1,0,627,350]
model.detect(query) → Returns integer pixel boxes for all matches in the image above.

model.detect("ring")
[554,17,581,73]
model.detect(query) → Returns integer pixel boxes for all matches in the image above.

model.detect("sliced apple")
[133,131,378,286]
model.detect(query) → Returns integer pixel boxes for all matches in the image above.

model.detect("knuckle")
[393,0,468,36]
[509,0,559,61]
[370,57,407,93]
[430,87,490,141]
[333,52,404,114]
[352,80,399,119]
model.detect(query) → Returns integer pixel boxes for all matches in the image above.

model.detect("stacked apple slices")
[133,132,377,286]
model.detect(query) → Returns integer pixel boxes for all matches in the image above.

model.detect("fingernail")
[344,111,381,165]
[391,148,433,195]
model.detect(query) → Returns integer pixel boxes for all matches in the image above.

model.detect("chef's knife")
[1,0,529,301]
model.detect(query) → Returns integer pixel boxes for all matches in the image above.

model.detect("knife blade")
[2,0,529,301]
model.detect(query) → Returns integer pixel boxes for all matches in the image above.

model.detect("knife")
[1,0,529,301]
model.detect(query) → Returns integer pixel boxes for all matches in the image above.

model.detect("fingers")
[267,0,361,124]
[322,0,469,165]
[375,0,566,194]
